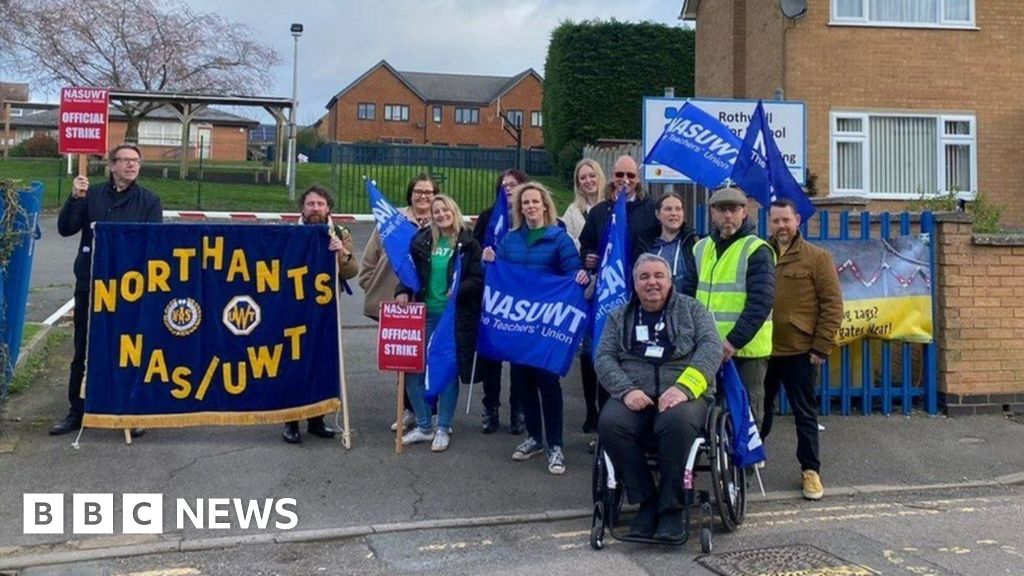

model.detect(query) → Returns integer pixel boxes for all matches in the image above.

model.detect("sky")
[160,0,689,125]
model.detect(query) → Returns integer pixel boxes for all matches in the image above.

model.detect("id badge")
[644,345,665,359]
[635,325,650,341]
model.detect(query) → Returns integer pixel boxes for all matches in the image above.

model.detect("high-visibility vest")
[694,234,774,358]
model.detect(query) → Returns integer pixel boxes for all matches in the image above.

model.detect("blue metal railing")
[695,205,938,416]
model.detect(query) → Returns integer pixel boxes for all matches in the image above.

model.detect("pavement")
[1,216,1023,571]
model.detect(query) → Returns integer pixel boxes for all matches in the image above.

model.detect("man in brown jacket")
[762,198,843,501]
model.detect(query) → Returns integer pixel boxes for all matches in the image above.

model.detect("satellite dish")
[779,0,808,19]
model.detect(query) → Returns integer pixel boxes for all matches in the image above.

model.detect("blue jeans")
[406,314,459,432]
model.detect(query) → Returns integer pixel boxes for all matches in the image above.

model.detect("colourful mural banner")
[820,236,933,345]
[83,223,341,429]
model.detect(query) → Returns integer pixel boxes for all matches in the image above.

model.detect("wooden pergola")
[107,90,294,181]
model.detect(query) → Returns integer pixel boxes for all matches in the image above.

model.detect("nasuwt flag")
[591,192,631,358]
[424,256,462,400]
[83,223,341,428]
[719,359,766,469]
[478,261,589,376]
[367,179,420,293]
[483,184,510,249]
[643,102,742,189]
[730,100,815,220]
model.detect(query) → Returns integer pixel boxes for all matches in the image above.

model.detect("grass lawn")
[1,157,573,215]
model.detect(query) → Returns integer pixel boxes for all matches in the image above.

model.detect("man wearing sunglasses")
[578,155,660,270]
[51,143,163,435]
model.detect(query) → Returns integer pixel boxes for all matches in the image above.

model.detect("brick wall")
[107,121,250,162]
[935,213,1024,415]
[691,0,1024,226]
[329,67,544,149]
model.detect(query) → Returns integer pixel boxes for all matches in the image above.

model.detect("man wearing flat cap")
[693,187,775,428]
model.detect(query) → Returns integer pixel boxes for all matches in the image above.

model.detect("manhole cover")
[698,544,878,576]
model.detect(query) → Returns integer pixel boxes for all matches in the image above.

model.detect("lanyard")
[635,307,667,344]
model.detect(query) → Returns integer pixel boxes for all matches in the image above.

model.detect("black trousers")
[66,289,89,419]
[579,353,608,424]
[598,397,708,512]
[510,364,563,448]
[762,353,820,472]
[480,356,522,415]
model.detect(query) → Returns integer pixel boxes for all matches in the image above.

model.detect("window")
[830,112,976,198]
[7,108,24,117]
[455,108,479,124]
[432,106,443,123]
[138,121,192,146]
[384,104,409,122]
[505,109,523,127]
[357,103,375,120]
[530,111,542,127]
[832,0,974,27]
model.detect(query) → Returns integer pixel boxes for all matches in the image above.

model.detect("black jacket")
[635,225,700,298]
[706,219,776,350]
[578,195,661,263]
[57,178,163,292]
[396,227,484,383]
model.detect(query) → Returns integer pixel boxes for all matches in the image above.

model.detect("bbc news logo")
[23,494,298,534]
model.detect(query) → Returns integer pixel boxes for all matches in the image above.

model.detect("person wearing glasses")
[578,155,660,272]
[360,173,440,432]
[51,143,163,435]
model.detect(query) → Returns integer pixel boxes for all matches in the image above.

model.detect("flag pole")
[329,216,352,449]
[465,351,478,415]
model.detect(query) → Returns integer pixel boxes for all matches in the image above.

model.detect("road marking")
[117,565,200,569]
[43,297,75,326]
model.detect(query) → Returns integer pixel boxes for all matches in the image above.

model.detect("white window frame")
[530,111,542,127]
[505,109,523,128]
[831,0,975,29]
[829,111,977,200]
[432,105,442,123]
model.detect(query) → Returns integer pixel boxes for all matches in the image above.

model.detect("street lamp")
[287,22,303,200]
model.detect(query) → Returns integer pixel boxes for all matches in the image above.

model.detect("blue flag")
[366,180,420,293]
[477,261,589,376]
[643,102,742,189]
[483,184,510,249]
[719,359,766,469]
[730,100,815,220]
[591,192,631,356]
[425,256,462,400]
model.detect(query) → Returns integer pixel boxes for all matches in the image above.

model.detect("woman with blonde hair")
[396,194,484,452]
[562,158,606,249]
[482,182,589,475]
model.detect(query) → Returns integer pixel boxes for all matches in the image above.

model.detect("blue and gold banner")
[83,223,341,428]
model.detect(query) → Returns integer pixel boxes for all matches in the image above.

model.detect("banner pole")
[465,351,478,415]
[78,153,88,177]
[334,246,352,450]
[395,372,405,454]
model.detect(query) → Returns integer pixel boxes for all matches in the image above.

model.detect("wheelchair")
[589,393,747,553]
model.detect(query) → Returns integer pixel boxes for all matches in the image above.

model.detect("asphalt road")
[16,484,1024,575]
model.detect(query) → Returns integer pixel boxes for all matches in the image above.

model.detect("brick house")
[3,105,258,162]
[681,0,1024,224]
[324,60,544,149]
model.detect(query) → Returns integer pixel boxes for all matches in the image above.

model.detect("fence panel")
[305,143,552,215]
[695,206,938,416]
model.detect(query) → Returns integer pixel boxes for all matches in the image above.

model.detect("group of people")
[51,146,844,526]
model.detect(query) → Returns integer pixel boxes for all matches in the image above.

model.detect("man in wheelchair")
[595,253,723,540]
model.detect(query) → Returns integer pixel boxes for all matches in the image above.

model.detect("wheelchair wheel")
[700,526,713,554]
[590,503,606,550]
[710,406,746,531]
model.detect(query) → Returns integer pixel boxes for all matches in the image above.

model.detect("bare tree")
[0,0,281,140]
